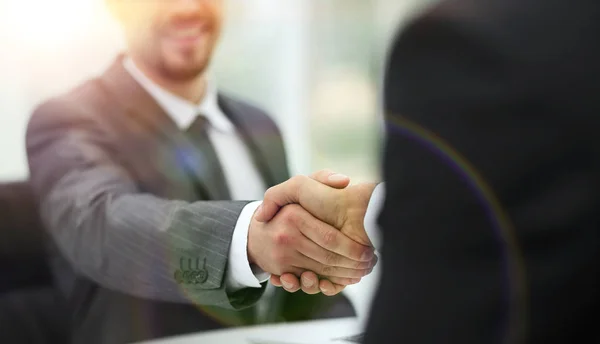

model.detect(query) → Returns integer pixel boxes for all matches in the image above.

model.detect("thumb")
[254,169,350,222]
[310,169,351,189]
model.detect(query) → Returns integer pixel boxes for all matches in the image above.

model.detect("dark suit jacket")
[26,57,350,344]
[0,182,52,293]
[366,0,599,343]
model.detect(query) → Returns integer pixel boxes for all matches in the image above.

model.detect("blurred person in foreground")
[263,0,600,343]
[24,0,381,343]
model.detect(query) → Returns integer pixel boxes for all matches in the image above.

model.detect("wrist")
[355,182,378,209]
[345,183,378,247]
[247,209,261,265]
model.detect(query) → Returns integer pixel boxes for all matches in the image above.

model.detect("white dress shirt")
[124,57,384,293]
[363,184,384,251]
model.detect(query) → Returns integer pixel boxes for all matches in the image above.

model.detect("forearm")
[38,169,250,308]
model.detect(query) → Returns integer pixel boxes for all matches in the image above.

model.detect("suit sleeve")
[26,99,265,310]
[364,12,559,343]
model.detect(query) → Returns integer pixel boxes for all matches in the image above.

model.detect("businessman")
[25,1,378,343]
[363,0,598,343]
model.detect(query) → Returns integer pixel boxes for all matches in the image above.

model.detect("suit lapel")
[98,56,221,201]
[217,95,290,188]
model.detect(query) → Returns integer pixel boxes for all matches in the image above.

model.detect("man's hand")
[257,170,378,295]
[247,202,376,284]
[256,171,377,247]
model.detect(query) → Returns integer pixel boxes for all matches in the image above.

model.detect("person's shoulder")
[387,0,596,93]
[390,0,490,55]
[394,0,588,59]
[217,92,279,128]
[385,0,538,109]
[28,79,107,135]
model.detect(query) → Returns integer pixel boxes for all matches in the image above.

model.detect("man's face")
[118,0,224,81]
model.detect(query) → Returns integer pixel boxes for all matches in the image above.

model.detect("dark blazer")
[0,182,51,293]
[367,0,600,343]
[26,57,350,344]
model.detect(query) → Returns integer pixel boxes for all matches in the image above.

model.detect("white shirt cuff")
[363,183,385,251]
[225,201,271,293]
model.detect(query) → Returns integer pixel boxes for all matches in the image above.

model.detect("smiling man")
[24,1,380,343]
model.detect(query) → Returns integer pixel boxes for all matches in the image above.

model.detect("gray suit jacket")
[26,57,292,342]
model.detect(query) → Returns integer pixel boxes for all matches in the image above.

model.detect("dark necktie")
[185,116,257,325]
[185,114,231,200]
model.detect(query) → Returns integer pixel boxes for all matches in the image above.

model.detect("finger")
[270,275,283,287]
[280,274,301,293]
[319,279,346,296]
[325,276,362,286]
[297,231,376,269]
[279,273,361,289]
[295,213,374,262]
[294,252,371,279]
[256,170,349,223]
[365,253,379,272]
[299,271,321,294]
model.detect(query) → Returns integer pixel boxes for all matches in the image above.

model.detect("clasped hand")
[247,170,377,296]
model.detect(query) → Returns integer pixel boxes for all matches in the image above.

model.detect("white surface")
[135,317,360,344]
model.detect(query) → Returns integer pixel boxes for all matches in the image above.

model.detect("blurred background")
[0,0,434,183]
[0,0,439,338]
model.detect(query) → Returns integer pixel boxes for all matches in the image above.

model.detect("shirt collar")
[123,57,234,133]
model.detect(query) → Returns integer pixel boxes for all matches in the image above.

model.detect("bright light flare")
[2,0,96,48]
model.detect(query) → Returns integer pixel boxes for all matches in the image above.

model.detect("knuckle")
[324,252,339,266]
[320,265,334,276]
[344,278,358,286]
[354,260,366,269]
[278,207,296,225]
[291,175,309,196]
[291,174,308,185]
[273,232,292,246]
[351,245,368,261]
[288,175,302,191]
[263,186,277,200]
[322,229,338,247]
[280,205,304,228]
[279,203,299,215]
[283,213,298,228]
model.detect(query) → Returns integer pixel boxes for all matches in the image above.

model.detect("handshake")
[248,170,378,296]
